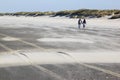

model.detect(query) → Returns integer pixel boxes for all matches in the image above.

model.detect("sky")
[0,0,120,12]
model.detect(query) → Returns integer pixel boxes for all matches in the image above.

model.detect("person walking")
[82,18,86,28]
[78,18,82,29]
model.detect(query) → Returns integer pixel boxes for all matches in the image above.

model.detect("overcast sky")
[0,0,120,12]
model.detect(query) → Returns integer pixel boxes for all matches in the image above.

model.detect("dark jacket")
[83,19,86,24]
[78,19,82,24]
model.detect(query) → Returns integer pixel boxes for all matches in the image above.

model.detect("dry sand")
[0,16,120,67]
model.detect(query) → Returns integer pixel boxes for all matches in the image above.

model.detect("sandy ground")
[0,16,120,80]
[0,16,120,66]
[0,51,120,68]
[0,16,120,28]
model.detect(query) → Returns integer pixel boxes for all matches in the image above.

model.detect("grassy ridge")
[0,9,120,19]
[54,9,120,19]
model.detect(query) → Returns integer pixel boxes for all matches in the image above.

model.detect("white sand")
[0,16,120,68]
[0,51,120,68]
[0,16,120,29]
[1,37,20,41]
[37,38,94,43]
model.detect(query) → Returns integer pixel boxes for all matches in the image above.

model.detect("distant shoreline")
[0,9,120,19]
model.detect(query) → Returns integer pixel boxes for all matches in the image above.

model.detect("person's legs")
[78,24,80,29]
[83,24,85,28]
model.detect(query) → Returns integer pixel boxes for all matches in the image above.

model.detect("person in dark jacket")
[82,18,86,28]
[78,18,82,29]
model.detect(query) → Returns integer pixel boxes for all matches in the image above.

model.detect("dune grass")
[0,9,120,19]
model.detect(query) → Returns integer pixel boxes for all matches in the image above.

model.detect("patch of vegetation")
[54,10,74,17]
[0,9,120,19]
[110,14,120,19]
[54,9,120,19]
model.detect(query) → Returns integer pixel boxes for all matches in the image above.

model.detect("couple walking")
[78,18,86,29]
